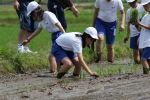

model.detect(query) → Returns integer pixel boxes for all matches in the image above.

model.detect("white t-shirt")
[126,4,145,37]
[139,13,150,49]
[56,32,82,53]
[95,0,124,22]
[38,11,60,33]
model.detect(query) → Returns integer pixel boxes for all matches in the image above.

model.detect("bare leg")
[141,57,149,74]
[59,57,72,73]
[18,29,32,47]
[71,57,81,75]
[107,44,114,62]
[133,49,140,64]
[48,54,57,72]
[96,34,104,53]
[96,34,104,62]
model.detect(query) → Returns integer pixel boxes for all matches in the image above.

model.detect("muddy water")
[1,58,150,100]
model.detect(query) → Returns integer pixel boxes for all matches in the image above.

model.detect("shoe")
[24,48,37,53]
[18,46,25,53]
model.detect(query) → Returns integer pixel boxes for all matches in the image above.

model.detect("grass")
[0,1,140,75]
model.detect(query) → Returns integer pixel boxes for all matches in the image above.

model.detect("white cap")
[141,0,150,5]
[84,27,98,39]
[27,1,40,16]
[126,0,135,2]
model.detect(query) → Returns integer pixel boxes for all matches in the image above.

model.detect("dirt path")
[1,62,150,100]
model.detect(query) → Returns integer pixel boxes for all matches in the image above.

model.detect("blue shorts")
[130,34,140,49]
[95,18,117,44]
[142,47,150,59]
[51,42,77,64]
[51,31,62,43]
[16,0,38,32]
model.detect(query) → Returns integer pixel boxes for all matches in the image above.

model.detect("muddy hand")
[124,37,128,43]
[91,72,99,77]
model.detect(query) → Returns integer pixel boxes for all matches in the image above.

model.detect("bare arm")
[55,22,66,33]
[13,0,20,10]
[92,8,99,27]
[22,28,42,45]
[119,10,125,31]
[77,53,99,77]
[138,22,150,30]
[70,6,79,18]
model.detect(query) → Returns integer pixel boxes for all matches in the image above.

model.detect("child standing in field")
[92,0,125,63]
[22,1,66,73]
[124,0,145,64]
[132,0,150,74]
[51,27,99,78]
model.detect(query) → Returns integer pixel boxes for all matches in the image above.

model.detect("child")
[124,0,145,64]
[51,27,99,78]
[132,0,150,74]
[92,0,125,63]
[22,1,66,73]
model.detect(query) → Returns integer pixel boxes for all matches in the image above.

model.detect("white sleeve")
[48,12,59,25]
[118,0,124,10]
[72,40,82,53]
[95,0,100,8]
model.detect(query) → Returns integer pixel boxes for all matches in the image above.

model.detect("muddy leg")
[134,60,141,64]
[142,57,149,74]
[95,52,102,63]
[143,67,149,74]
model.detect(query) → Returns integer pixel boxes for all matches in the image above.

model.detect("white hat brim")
[141,1,149,5]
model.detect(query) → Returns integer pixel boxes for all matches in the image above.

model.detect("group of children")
[21,0,150,78]
[124,0,150,74]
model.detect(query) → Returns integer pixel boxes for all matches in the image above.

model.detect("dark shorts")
[95,18,117,44]
[51,42,77,64]
[51,31,63,43]
[16,0,38,32]
[142,47,150,59]
[47,0,67,30]
[130,34,140,49]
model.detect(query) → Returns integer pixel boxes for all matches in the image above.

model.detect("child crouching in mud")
[51,27,99,78]
[21,1,66,73]
[131,0,150,74]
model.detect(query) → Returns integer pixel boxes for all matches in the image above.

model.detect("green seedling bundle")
[142,11,147,18]
[130,9,138,23]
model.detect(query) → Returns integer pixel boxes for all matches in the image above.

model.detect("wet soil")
[0,59,150,100]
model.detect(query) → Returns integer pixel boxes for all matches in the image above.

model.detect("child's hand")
[21,39,29,46]
[90,72,99,77]
[124,37,128,43]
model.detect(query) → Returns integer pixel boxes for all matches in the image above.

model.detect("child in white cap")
[51,27,99,78]
[132,0,150,74]
[92,0,125,63]
[124,0,145,64]
[22,1,66,73]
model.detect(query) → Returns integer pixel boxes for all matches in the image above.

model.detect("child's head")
[126,0,138,8]
[82,27,98,48]
[27,1,44,22]
[141,0,150,12]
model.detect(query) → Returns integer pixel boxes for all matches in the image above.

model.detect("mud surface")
[1,59,150,100]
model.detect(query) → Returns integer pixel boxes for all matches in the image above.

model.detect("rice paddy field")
[1,1,150,100]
